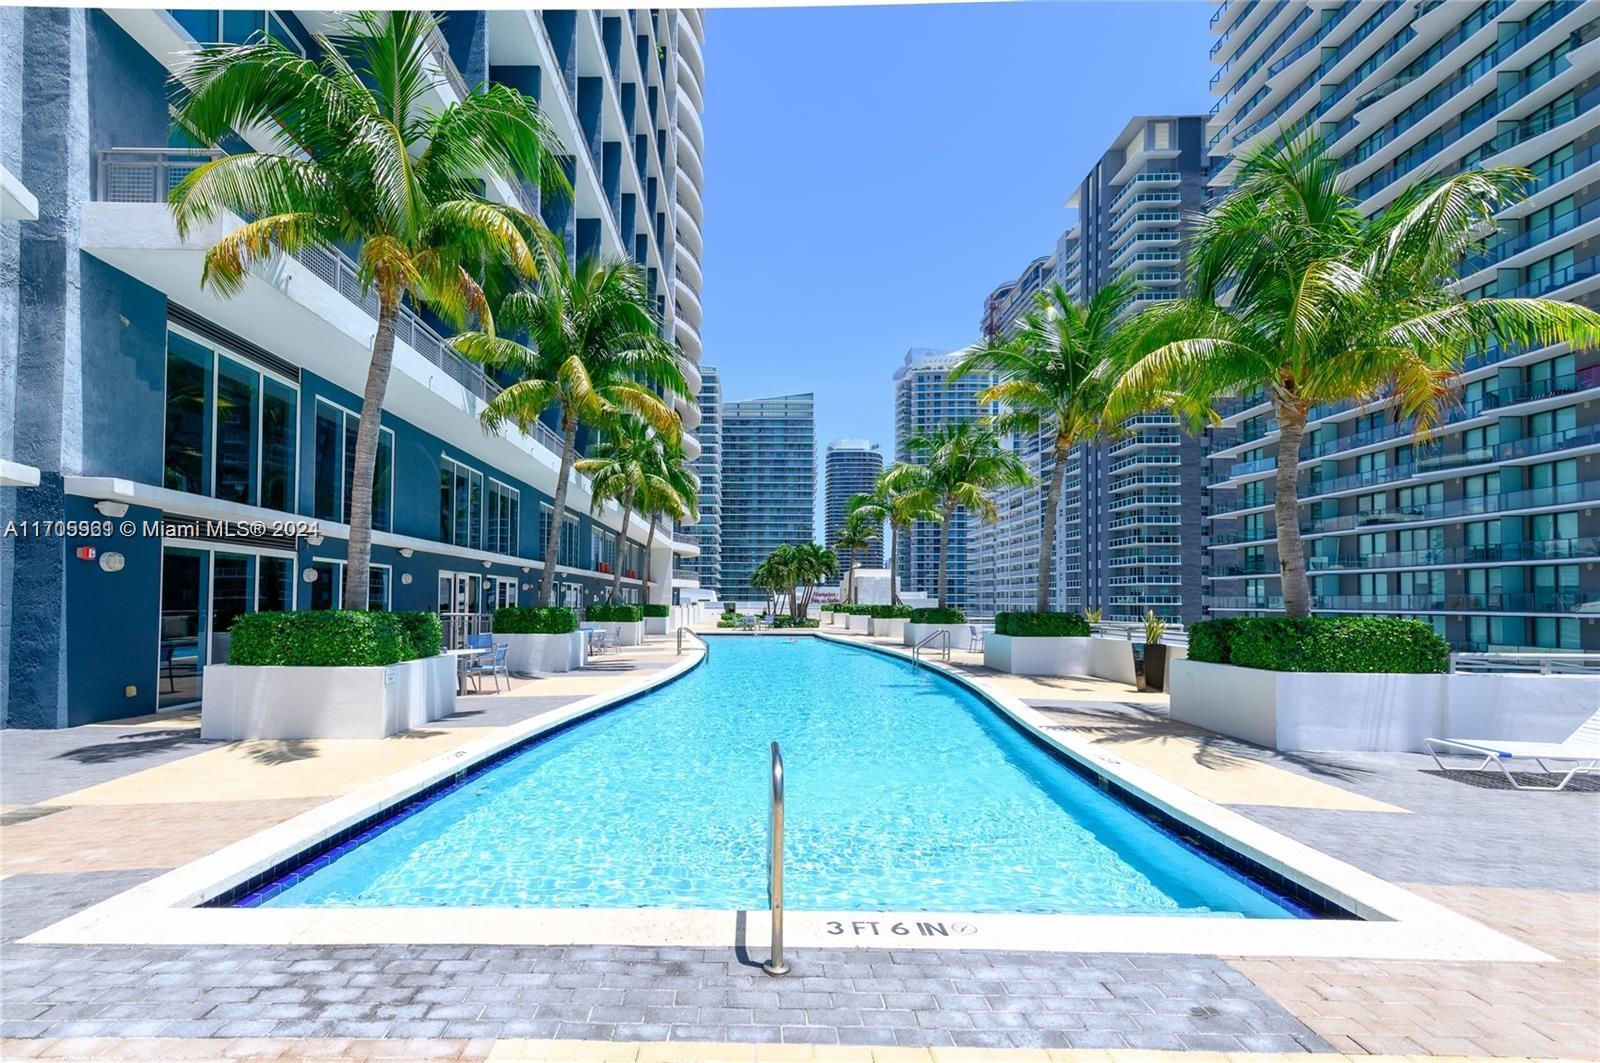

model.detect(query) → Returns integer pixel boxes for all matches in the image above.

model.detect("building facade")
[970,116,1211,624]
[1203,0,1600,650]
[678,364,722,596]
[823,439,885,570]
[891,348,994,608]
[0,7,706,727]
[719,393,816,602]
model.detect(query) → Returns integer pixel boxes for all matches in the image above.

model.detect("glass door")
[158,547,207,708]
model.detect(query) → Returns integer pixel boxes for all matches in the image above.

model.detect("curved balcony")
[676,52,704,114]
[675,202,704,259]
[676,159,705,225]
[674,244,703,293]
[674,277,702,328]
[675,126,704,189]
[674,314,702,360]
[677,93,705,157]
[679,429,702,461]
[676,12,706,77]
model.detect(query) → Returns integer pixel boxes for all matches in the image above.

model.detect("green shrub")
[228,610,411,667]
[715,616,742,628]
[1187,618,1241,664]
[642,603,670,618]
[394,611,443,659]
[867,604,913,619]
[770,616,819,629]
[586,603,644,623]
[492,606,578,634]
[908,607,965,624]
[993,611,1090,637]
[1191,616,1448,674]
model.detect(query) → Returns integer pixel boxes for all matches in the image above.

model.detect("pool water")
[250,637,1304,916]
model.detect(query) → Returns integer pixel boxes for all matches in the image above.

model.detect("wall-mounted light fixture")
[305,531,324,547]
[98,551,125,573]
[481,559,493,569]
[399,547,414,558]
[94,500,129,519]
[400,573,413,585]
[302,567,319,583]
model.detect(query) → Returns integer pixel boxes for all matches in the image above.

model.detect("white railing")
[1091,622,1190,647]
[1450,652,1600,675]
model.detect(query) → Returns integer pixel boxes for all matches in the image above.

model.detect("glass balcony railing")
[1463,199,1599,274]
[1208,590,1600,614]
[1213,536,1600,576]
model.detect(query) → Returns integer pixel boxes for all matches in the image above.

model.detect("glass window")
[211,553,253,637]
[317,400,393,531]
[258,555,294,612]
[261,378,296,512]
[314,401,343,522]
[486,480,520,555]
[164,333,212,495]
[440,456,483,547]
[214,356,259,504]
[368,566,391,611]
[158,547,207,709]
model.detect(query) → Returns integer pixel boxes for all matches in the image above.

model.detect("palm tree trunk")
[642,513,658,604]
[936,506,953,610]
[610,494,634,603]
[1037,440,1069,614]
[1273,401,1312,617]
[847,547,857,604]
[889,525,901,607]
[540,411,578,607]
[342,295,400,612]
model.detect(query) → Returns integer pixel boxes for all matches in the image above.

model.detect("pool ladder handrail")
[677,628,709,658]
[912,628,950,665]
[762,741,789,976]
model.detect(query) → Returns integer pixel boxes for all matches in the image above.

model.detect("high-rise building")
[892,348,994,608]
[679,364,722,596]
[824,440,885,570]
[1203,0,1599,651]
[0,7,705,727]
[971,116,1211,623]
[719,393,816,602]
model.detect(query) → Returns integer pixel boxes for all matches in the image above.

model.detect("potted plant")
[585,603,646,645]
[902,607,968,649]
[1138,610,1168,693]
[642,602,672,635]
[202,611,454,740]
[493,606,584,673]
[982,611,1091,676]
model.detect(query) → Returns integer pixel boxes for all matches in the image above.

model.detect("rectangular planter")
[902,623,969,650]
[200,655,456,741]
[983,634,1091,676]
[595,620,645,646]
[1169,660,1447,752]
[1086,638,1136,685]
[870,617,907,640]
[644,615,670,636]
[846,614,871,634]
[500,631,585,675]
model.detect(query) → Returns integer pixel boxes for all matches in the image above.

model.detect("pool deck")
[1,629,1595,1061]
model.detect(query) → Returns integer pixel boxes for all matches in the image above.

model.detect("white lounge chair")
[1425,710,1600,791]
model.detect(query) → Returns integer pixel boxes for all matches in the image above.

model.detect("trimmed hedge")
[771,616,819,629]
[228,610,412,667]
[394,611,443,659]
[715,616,742,628]
[908,607,965,624]
[993,611,1090,638]
[492,606,578,635]
[1187,616,1449,674]
[586,603,644,623]
[642,603,670,618]
[867,604,913,619]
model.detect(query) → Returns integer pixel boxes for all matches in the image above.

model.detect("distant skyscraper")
[824,440,885,570]
[680,365,722,595]
[720,393,816,602]
[892,348,994,608]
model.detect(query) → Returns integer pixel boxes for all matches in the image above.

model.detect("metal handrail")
[1450,652,1600,675]
[912,628,950,665]
[762,742,788,976]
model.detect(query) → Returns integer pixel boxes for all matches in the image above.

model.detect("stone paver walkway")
[1,629,1595,1060]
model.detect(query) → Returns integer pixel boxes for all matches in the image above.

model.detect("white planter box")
[846,614,871,634]
[1086,638,1136,685]
[589,620,645,646]
[870,617,907,640]
[983,634,1091,676]
[200,655,456,741]
[500,631,585,675]
[645,615,670,636]
[903,623,969,650]
[819,610,836,627]
[1444,673,1600,742]
[1169,660,1448,752]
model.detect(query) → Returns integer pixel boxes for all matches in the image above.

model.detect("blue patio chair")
[467,642,510,693]
[466,632,492,650]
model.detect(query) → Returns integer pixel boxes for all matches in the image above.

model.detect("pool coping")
[23,630,1548,963]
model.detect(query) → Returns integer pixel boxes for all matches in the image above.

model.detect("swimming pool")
[244,636,1306,917]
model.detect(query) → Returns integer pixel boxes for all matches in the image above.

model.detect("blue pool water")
[251,637,1304,916]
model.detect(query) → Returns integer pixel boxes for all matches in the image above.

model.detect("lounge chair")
[1425,710,1600,791]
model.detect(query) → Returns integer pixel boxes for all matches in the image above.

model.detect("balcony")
[1207,591,1600,615]
[1213,536,1600,576]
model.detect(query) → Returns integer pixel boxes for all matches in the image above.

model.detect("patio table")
[444,647,493,694]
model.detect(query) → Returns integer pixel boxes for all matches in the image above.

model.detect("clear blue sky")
[698,1,1213,466]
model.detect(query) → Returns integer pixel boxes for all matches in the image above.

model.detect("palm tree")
[1110,135,1600,616]
[169,11,566,610]
[638,439,699,600]
[451,250,688,606]
[749,555,782,617]
[832,510,879,604]
[791,543,839,620]
[848,468,938,607]
[897,423,1032,609]
[575,417,671,603]
[956,277,1140,613]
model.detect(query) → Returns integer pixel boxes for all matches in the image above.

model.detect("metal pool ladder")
[762,741,789,976]
[912,628,950,665]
